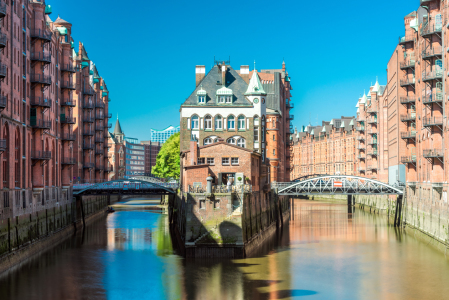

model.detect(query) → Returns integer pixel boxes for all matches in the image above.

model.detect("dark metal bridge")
[73,179,178,196]
[274,175,404,196]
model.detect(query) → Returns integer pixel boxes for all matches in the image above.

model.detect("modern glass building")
[124,137,145,176]
[150,125,180,144]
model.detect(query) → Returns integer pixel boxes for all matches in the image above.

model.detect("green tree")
[152,132,180,179]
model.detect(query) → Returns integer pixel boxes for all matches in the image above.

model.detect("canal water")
[1,198,449,300]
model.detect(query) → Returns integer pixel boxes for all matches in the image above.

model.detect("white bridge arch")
[274,175,404,196]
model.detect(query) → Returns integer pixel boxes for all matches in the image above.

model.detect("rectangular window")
[254,127,259,142]
[199,199,206,209]
[231,157,239,165]
[219,96,225,103]
[207,158,214,165]
[197,157,205,165]
[222,157,229,165]
[226,96,232,103]
[199,96,205,103]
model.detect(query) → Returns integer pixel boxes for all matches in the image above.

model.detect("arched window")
[204,115,212,130]
[213,138,219,143]
[215,116,222,130]
[204,138,212,145]
[2,124,9,188]
[238,116,245,130]
[14,129,20,188]
[191,115,199,129]
[227,138,236,145]
[237,138,245,148]
[227,115,235,130]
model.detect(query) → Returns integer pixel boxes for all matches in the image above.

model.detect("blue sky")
[51,0,418,140]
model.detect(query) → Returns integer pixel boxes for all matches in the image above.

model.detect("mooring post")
[395,195,403,227]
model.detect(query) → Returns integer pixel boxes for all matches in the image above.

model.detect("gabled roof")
[54,15,71,25]
[182,65,252,107]
[245,70,266,95]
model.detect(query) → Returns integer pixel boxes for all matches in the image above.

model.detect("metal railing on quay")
[31,150,51,160]
[30,97,51,107]
[423,149,444,158]
[188,184,252,194]
[423,116,443,126]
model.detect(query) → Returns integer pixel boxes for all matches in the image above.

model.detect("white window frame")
[215,116,222,130]
[219,96,226,103]
[204,138,212,145]
[222,157,230,165]
[237,138,245,148]
[238,116,245,130]
[191,116,199,129]
[228,116,235,130]
[227,138,236,145]
[204,116,212,130]
[231,157,239,165]
[197,157,205,165]
[198,95,205,103]
[207,158,214,165]
[226,96,232,103]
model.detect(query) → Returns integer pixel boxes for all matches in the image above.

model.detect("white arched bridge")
[273,175,404,196]
[73,179,178,196]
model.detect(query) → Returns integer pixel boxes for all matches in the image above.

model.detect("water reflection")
[1,199,449,300]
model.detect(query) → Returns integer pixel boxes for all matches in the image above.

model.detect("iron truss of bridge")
[273,175,404,196]
[73,179,178,196]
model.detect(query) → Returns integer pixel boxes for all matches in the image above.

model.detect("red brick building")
[181,139,261,192]
[0,1,111,220]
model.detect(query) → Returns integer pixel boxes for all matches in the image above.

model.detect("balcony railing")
[356,126,365,131]
[95,148,104,155]
[287,115,294,121]
[357,145,365,150]
[96,114,105,120]
[367,165,378,170]
[367,118,377,124]
[83,142,94,150]
[61,80,76,90]
[95,125,103,131]
[84,116,94,123]
[60,115,76,124]
[286,102,294,109]
[421,23,442,37]
[367,107,378,114]
[422,46,442,59]
[401,131,416,139]
[400,114,416,122]
[423,116,443,127]
[31,119,51,129]
[358,168,365,172]
[400,77,415,86]
[357,155,365,159]
[61,99,76,107]
[399,35,414,45]
[95,102,105,109]
[422,92,443,104]
[96,165,104,171]
[356,136,365,140]
[0,1,6,18]
[104,123,112,129]
[83,101,94,109]
[356,117,365,122]
[61,63,76,73]
[423,149,444,158]
[401,156,417,163]
[0,33,6,49]
[31,52,51,63]
[106,113,112,119]
[0,63,6,78]
[0,139,6,152]
[0,94,5,110]
[400,97,415,104]
[30,97,51,108]
[400,60,415,69]
[30,29,52,41]
[104,144,110,149]
[83,162,95,169]
[105,166,113,172]
[62,158,76,165]
[95,137,104,143]
[30,73,51,85]
[422,70,443,82]
[31,151,52,160]
[84,86,95,95]
[83,130,94,136]
[61,133,76,141]
[368,140,378,145]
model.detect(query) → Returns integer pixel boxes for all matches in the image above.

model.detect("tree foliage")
[151,132,180,179]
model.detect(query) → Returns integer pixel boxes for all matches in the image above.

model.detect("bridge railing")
[73,181,178,191]
[188,184,252,194]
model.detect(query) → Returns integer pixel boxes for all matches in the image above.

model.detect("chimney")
[190,139,198,166]
[240,65,249,83]
[195,65,205,87]
[221,63,227,86]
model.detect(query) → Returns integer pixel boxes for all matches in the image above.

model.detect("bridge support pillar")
[394,195,403,227]
[347,195,353,214]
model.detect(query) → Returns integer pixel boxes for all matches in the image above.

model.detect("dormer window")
[216,86,233,104]
[197,85,207,104]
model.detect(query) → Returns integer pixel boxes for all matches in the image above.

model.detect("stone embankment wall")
[169,190,290,258]
[0,195,117,275]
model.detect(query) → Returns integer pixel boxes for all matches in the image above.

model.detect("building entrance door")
[222,173,235,185]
